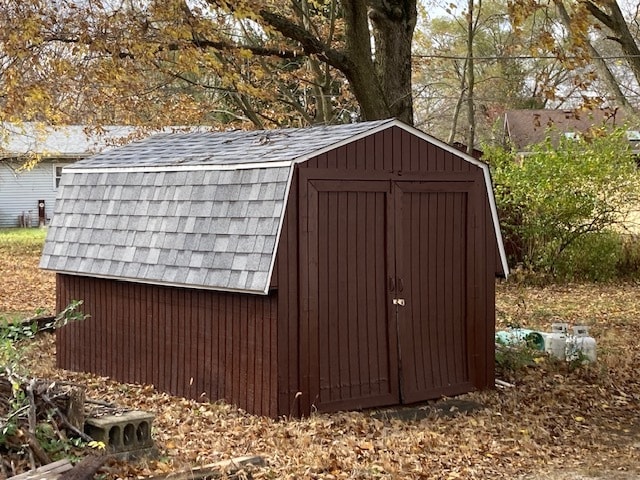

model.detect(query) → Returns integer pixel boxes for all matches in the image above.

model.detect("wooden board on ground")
[149,455,266,480]
[8,459,73,480]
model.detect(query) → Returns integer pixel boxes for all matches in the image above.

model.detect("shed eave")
[43,269,271,295]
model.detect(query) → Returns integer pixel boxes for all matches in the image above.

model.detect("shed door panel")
[307,180,399,412]
[395,182,473,402]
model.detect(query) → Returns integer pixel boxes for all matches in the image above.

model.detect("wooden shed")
[41,119,508,417]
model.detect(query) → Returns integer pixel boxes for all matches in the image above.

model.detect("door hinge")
[393,298,406,306]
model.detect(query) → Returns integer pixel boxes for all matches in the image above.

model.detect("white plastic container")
[545,323,568,360]
[551,322,569,334]
[566,326,597,363]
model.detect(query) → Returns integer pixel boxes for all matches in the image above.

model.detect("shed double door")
[304,179,475,412]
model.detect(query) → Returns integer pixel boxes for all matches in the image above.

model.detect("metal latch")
[393,298,406,306]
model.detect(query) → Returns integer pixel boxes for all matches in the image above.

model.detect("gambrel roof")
[41,119,508,294]
[40,121,391,293]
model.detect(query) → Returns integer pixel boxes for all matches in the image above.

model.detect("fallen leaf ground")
[0,228,55,316]
[2,229,640,479]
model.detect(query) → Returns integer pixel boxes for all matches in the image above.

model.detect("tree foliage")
[414,0,580,144]
[508,0,640,113]
[0,0,419,128]
[2,0,640,140]
[415,0,640,147]
[486,127,640,278]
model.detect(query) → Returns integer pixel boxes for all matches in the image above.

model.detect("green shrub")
[485,127,640,281]
[495,341,539,378]
[553,231,623,282]
[616,234,640,279]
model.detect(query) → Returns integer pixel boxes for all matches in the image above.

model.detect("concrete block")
[84,410,154,454]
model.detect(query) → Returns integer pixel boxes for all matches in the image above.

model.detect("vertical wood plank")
[307,183,320,411]
[317,188,330,405]
[202,290,213,400]
[243,296,252,413]
[346,191,359,400]
[356,192,369,398]
[152,285,161,391]
[222,294,231,403]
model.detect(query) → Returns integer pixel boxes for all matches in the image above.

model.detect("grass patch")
[0,227,47,255]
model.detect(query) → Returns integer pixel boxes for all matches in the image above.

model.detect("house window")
[54,165,65,189]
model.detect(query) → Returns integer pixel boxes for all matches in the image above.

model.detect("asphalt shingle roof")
[69,119,392,168]
[41,166,290,293]
[40,119,395,294]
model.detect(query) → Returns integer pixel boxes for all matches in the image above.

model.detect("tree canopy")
[1,0,639,140]
[0,0,419,128]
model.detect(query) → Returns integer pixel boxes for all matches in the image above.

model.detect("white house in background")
[0,124,200,228]
[0,124,144,228]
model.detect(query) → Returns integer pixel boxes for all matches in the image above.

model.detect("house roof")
[40,119,509,294]
[503,108,634,151]
[0,123,144,157]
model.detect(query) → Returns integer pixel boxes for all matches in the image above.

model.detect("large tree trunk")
[262,1,417,124]
[341,0,391,121]
[369,0,417,124]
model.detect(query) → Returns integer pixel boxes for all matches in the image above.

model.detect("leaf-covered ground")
[2,230,640,478]
[0,228,55,316]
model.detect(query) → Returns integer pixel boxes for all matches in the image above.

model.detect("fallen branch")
[41,392,93,443]
[7,459,73,480]
[1,375,89,475]
[58,456,107,480]
[146,455,266,480]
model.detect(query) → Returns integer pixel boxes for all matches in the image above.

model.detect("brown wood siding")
[305,127,472,174]
[56,275,279,417]
[481,192,497,388]
[275,173,301,417]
